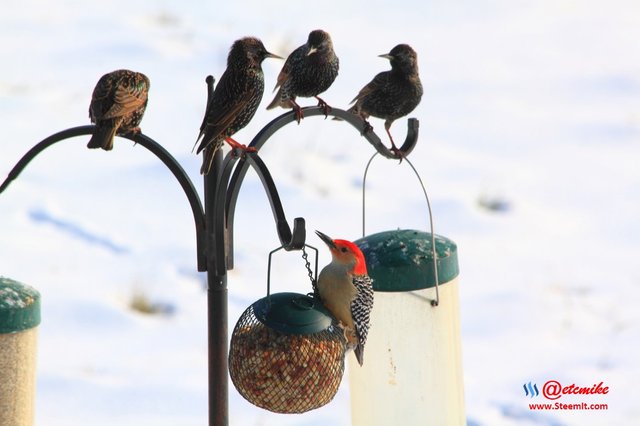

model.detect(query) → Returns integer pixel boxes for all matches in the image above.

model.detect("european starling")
[347,44,423,155]
[267,29,339,123]
[196,37,281,174]
[87,69,150,151]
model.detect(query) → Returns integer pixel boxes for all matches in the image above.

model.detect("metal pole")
[207,274,228,426]
[204,148,228,426]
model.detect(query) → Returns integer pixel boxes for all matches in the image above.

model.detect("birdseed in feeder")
[229,298,346,414]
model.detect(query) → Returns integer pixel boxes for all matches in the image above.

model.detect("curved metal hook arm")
[0,126,207,271]
[244,152,306,250]
[247,106,419,158]
[215,150,305,273]
[223,106,419,263]
[0,126,91,194]
[128,131,207,271]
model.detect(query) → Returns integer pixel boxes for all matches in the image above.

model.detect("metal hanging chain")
[301,244,319,297]
[361,152,440,307]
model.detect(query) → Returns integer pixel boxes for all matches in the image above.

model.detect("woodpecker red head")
[315,230,374,366]
[315,230,368,276]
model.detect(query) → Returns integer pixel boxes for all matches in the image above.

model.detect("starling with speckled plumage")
[267,29,339,123]
[347,44,422,154]
[88,69,150,151]
[196,37,281,174]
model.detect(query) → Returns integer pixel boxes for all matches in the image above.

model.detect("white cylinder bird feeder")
[0,277,41,426]
[348,153,465,425]
[350,229,464,425]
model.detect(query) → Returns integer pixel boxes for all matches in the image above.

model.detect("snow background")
[1,0,639,424]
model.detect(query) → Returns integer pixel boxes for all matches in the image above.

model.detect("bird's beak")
[266,51,284,60]
[378,53,393,60]
[315,230,337,250]
[306,46,318,56]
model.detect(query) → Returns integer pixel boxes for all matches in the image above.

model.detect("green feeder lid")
[0,277,41,333]
[355,229,459,292]
[252,292,334,335]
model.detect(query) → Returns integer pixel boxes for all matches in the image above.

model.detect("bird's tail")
[87,122,118,151]
[192,133,203,154]
[343,325,364,366]
[266,88,285,110]
[354,344,364,366]
[200,145,214,175]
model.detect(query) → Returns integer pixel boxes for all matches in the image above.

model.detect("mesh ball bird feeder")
[228,247,347,414]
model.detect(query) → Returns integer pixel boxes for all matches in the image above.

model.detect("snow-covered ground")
[1,1,639,424]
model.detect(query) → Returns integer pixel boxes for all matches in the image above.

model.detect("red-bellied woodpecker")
[315,230,374,366]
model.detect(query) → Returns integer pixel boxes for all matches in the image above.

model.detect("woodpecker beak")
[315,230,337,250]
[306,46,318,56]
[378,53,394,60]
[266,51,284,60]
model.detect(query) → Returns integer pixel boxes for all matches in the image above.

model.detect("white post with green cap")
[0,277,41,426]
[349,230,464,425]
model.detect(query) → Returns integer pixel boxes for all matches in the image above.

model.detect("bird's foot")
[362,120,374,135]
[386,129,404,163]
[336,321,356,342]
[335,321,349,342]
[230,149,244,159]
[390,144,406,163]
[233,147,257,159]
[315,96,332,119]
[293,104,304,124]
[225,137,257,154]
[230,147,258,160]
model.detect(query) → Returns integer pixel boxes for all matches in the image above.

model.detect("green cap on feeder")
[0,277,41,334]
[252,292,335,335]
[229,292,347,414]
[355,229,459,292]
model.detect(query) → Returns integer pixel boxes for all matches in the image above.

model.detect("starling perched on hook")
[267,29,339,123]
[88,69,150,151]
[346,44,423,156]
[196,37,282,174]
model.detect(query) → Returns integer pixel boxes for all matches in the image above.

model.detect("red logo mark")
[542,380,609,400]
[542,380,562,400]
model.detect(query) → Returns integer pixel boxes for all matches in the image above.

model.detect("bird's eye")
[340,247,348,253]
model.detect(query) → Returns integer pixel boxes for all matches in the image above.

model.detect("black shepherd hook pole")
[0,75,420,426]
